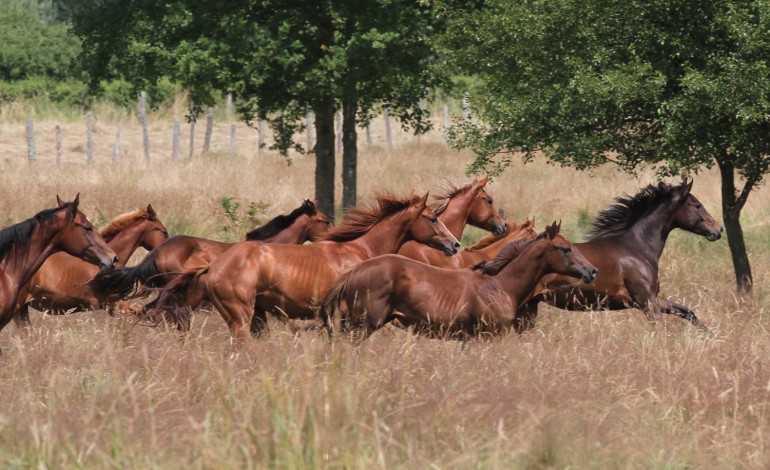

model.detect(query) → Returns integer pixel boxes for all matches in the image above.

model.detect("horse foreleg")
[658,297,710,333]
[13,302,31,328]
[249,306,269,338]
[514,299,540,333]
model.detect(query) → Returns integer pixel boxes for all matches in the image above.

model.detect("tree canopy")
[441,0,770,295]
[73,0,445,215]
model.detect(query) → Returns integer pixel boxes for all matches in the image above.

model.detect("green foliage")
[218,196,270,241]
[441,0,770,185]
[0,3,81,81]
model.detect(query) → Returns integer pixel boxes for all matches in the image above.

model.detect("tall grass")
[0,103,769,467]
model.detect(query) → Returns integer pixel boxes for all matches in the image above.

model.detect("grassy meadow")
[0,98,769,468]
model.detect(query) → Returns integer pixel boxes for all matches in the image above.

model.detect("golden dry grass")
[0,100,770,468]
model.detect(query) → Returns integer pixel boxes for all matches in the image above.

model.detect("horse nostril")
[112,256,119,265]
[454,241,461,249]
[591,268,598,278]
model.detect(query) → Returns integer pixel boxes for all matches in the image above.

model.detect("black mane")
[587,182,680,240]
[0,205,68,262]
[245,200,315,241]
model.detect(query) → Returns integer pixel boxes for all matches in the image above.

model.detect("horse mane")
[0,205,68,262]
[245,199,315,241]
[317,194,421,242]
[472,232,543,275]
[587,182,680,240]
[430,180,477,216]
[99,207,151,242]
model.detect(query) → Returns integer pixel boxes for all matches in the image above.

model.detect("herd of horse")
[0,178,724,351]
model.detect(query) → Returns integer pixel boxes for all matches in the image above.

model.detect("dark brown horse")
[517,180,723,332]
[88,199,332,301]
[156,192,460,341]
[14,205,168,323]
[0,195,117,342]
[397,177,506,262]
[320,222,597,340]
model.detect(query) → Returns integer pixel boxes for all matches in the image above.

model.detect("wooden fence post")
[138,91,150,163]
[306,107,314,151]
[383,106,393,154]
[25,117,36,165]
[112,122,121,164]
[188,111,197,160]
[55,124,61,166]
[258,119,265,157]
[229,124,236,158]
[201,107,214,157]
[86,111,94,165]
[462,92,471,126]
[335,111,342,155]
[226,92,233,120]
[443,103,450,144]
[172,116,180,161]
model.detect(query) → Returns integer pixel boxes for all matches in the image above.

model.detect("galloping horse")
[88,199,332,301]
[156,192,460,340]
[517,180,723,332]
[397,177,506,263]
[14,205,168,323]
[320,222,597,340]
[0,195,117,342]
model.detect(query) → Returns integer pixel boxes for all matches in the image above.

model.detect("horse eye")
[431,217,438,224]
[487,200,493,205]
[84,226,93,232]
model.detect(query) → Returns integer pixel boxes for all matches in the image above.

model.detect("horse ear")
[684,178,694,195]
[418,192,430,208]
[56,195,65,207]
[146,204,157,220]
[478,175,489,188]
[72,193,80,211]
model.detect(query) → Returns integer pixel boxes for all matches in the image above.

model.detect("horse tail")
[88,250,163,300]
[319,267,356,334]
[151,267,209,331]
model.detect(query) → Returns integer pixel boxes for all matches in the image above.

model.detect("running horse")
[0,195,117,344]
[397,177,506,262]
[320,222,597,340]
[14,204,168,324]
[156,192,460,341]
[88,199,332,301]
[517,180,723,332]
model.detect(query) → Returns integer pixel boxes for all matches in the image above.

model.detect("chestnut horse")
[14,205,168,324]
[517,180,723,332]
[88,199,332,301]
[0,195,117,343]
[397,177,506,262]
[156,192,460,340]
[320,222,597,340]
[416,218,538,269]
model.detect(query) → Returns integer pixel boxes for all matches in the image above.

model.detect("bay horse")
[397,177,506,263]
[88,199,332,301]
[0,195,117,342]
[517,180,723,332]
[156,192,460,340]
[14,204,168,324]
[320,222,597,340]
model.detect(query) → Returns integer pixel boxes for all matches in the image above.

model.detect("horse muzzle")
[443,241,461,257]
[492,222,507,236]
[705,227,723,241]
[581,267,598,284]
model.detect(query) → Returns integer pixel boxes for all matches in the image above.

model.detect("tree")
[72,0,444,216]
[440,0,770,296]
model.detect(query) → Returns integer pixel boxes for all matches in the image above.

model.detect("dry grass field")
[0,98,770,468]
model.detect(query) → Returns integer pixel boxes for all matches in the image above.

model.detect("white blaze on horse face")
[439,218,461,248]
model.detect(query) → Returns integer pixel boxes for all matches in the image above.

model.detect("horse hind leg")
[249,306,269,338]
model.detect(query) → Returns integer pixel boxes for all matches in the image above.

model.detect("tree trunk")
[718,160,753,297]
[313,98,336,220]
[342,94,358,209]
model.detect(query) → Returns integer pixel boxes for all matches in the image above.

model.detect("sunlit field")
[0,98,769,468]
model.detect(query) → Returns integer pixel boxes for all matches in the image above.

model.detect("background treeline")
[0,0,180,107]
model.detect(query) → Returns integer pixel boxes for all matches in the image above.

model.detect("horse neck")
[106,222,146,268]
[0,223,60,291]
[492,241,549,306]
[437,191,476,239]
[625,204,678,262]
[261,217,310,244]
[347,211,415,257]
